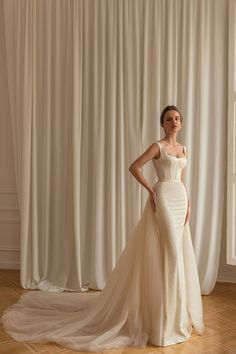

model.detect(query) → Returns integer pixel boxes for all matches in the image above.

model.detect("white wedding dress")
[2,141,204,352]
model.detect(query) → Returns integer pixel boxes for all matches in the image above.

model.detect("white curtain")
[3,0,228,294]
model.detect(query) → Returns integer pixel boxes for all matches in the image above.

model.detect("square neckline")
[158,141,186,160]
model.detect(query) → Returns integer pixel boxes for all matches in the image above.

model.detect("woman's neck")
[163,133,178,146]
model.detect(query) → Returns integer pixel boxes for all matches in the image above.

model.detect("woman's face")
[162,110,182,133]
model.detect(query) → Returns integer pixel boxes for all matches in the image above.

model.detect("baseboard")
[0,260,20,270]
[216,276,236,284]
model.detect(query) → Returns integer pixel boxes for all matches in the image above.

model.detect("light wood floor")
[0,270,236,354]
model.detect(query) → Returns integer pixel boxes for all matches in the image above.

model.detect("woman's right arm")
[129,143,160,211]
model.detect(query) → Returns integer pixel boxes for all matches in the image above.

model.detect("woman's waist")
[152,179,184,191]
[153,179,187,199]
[156,178,182,183]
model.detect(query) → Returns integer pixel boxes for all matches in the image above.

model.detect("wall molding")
[0,190,19,211]
[0,189,20,223]
[0,245,20,252]
[0,208,19,210]
[0,208,20,223]
[0,220,20,224]
[0,191,17,194]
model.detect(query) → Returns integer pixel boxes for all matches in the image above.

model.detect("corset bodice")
[152,141,187,182]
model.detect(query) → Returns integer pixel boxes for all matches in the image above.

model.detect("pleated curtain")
[3,0,228,294]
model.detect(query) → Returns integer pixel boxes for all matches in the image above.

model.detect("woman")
[2,105,204,352]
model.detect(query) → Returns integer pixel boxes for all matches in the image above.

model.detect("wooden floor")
[0,270,236,354]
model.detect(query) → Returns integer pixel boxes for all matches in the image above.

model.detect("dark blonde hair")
[160,105,183,126]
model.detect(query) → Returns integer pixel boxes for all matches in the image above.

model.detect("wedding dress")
[1,141,204,352]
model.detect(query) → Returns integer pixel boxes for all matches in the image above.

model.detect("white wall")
[0,0,20,269]
[217,0,236,283]
[217,169,236,283]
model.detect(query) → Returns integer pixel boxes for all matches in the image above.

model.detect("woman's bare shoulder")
[148,142,161,151]
[152,140,163,146]
[147,142,161,159]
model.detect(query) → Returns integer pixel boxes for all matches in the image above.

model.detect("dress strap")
[155,141,163,159]
[155,141,162,148]
[155,141,163,152]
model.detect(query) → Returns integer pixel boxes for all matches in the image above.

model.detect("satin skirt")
[1,180,204,352]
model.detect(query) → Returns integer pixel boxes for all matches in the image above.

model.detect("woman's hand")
[149,189,157,212]
[184,202,191,225]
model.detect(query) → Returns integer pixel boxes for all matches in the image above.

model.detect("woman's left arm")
[181,171,191,224]
[181,145,191,223]
[181,170,190,208]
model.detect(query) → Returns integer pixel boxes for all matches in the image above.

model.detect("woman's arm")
[181,147,191,223]
[129,143,159,211]
[181,170,190,207]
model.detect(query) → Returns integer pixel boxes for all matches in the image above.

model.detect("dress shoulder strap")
[155,140,163,149]
[154,141,163,159]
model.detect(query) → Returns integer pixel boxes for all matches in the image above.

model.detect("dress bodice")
[152,141,187,182]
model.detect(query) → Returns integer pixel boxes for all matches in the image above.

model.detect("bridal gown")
[1,141,204,352]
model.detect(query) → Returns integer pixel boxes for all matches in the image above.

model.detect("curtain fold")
[3,0,228,294]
